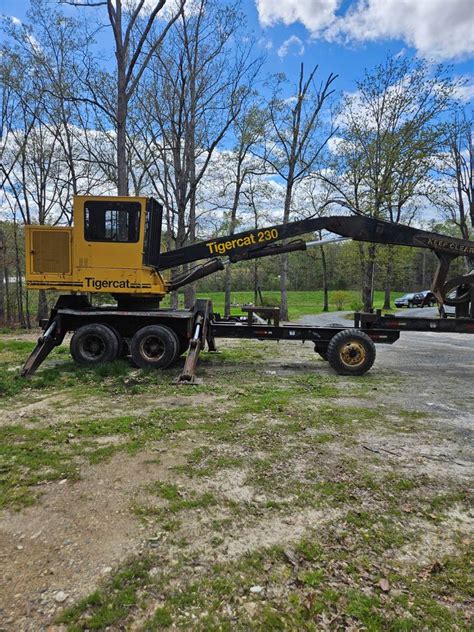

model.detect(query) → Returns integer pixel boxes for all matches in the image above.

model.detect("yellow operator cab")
[25,195,167,297]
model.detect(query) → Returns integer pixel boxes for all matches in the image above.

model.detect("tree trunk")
[0,229,5,325]
[279,253,289,320]
[224,266,232,317]
[253,260,259,304]
[320,243,329,312]
[183,194,197,308]
[224,162,242,318]
[383,246,394,310]
[360,243,377,311]
[37,290,48,323]
[279,178,293,321]
[116,62,128,195]
[25,290,31,329]
[13,221,26,327]
[4,263,11,325]
[183,267,195,308]
[170,291,179,309]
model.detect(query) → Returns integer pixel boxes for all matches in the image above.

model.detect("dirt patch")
[217,507,343,560]
[0,445,191,631]
[0,391,223,429]
[355,427,474,483]
[205,468,255,503]
[396,506,473,566]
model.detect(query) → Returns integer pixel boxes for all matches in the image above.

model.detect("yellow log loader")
[21,195,474,381]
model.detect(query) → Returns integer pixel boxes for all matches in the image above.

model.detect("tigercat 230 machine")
[22,195,474,382]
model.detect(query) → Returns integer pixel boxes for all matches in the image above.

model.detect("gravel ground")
[299,307,474,417]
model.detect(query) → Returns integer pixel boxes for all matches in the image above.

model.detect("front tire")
[327,329,376,376]
[70,324,120,365]
[130,325,179,369]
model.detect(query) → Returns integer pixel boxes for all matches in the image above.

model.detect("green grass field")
[162,290,404,320]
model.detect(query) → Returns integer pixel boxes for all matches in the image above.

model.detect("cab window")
[84,201,140,243]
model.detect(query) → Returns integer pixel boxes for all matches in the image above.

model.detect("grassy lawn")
[162,290,404,319]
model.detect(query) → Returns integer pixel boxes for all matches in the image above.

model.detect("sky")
[1,0,473,102]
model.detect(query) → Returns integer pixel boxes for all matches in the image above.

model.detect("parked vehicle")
[394,293,417,308]
[413,290,437,307]
[395,290,436,308]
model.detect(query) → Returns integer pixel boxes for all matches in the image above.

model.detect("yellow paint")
[25,196,168,297]
[205,228,279,255]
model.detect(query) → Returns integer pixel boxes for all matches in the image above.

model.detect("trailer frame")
[20,293,474,382]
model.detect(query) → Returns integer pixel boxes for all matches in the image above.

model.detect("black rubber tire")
[314,345,328,361]
[130,325,179,369]
[108,325,129,357]
[70,323,120,365]
[327,329,376,376]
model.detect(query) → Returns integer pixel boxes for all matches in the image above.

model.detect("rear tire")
[70,324,120,365]
[327,329,376,376]
[130,325,179,369]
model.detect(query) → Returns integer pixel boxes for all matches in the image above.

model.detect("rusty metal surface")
[176,300,213,384]
[20,318,64,377]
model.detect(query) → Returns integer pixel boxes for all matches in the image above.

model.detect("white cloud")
[11,16,22,26]
[255,0,474,61]
[258,37,273,50]
[327,0,474,61]
[277,35,305,59]
[256,0,339,33]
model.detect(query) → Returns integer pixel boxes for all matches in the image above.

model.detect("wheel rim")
[339,340,366,368]
[81,334,106,361]
[139,335,165,362]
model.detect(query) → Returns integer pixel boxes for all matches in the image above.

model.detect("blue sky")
[1,0,473,100]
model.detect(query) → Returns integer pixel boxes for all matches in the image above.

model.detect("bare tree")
[4,0,107,221]
[140,0,260,306]
[301,177,336,312]
[1,38,69,321]
[0,53,16,324]
[241,175,280,304]
[436,112,473,269]
[60,0,184,194]
[260,63,337,320]
[221,106,266,316]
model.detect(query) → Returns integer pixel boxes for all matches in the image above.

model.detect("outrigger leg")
[21,317,65,377]
[176,300,214,384]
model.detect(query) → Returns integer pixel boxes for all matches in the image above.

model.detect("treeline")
[1,0,473,327]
